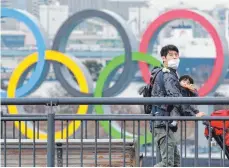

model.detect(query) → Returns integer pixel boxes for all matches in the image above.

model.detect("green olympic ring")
[94,52,162,144]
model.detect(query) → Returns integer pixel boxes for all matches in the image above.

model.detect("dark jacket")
[180,87,199,116]
[181,87,198,97]
[151,67,199,116]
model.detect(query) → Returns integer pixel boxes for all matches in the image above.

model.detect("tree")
[83,60,103,81]
[47,83,76,114]
[1,79,7,90]
[22,83,76,115]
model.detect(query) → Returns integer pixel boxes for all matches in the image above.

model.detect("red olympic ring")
[139,9,227,97]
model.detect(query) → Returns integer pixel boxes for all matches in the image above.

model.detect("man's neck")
[168,67,177,73]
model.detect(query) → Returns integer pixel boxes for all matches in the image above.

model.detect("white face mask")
[167,58,180,70]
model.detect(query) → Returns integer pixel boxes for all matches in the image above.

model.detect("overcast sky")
[149,0,229,10]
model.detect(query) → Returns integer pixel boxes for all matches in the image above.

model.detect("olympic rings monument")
[1,7,229,144]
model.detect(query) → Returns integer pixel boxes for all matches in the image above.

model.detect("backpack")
[139,68,165,114]
[204,110,229,137]
[204,109,229,159]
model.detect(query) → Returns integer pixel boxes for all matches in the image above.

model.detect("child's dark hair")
[160,44,179,57]
[179,75,194,84]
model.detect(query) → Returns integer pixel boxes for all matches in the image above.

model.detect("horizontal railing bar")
[1,97,229,105]
[0,146,135,150]
[1,115,229,121]
[1,117,47,121]
[1,114,167,117]
[2,114,49,117]
[0,139,134,144]
[52,115,229,121]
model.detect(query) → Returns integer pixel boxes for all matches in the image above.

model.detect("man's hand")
[196,112,206,117]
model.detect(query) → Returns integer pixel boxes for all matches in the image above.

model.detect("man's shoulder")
[150,67,163,73]
[162,68,178,80]
[150,67,163,80]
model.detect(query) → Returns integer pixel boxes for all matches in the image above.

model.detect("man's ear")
[161,56,168,67]
[161,56,166,62]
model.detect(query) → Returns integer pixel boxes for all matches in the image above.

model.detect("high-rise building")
[1,0,12,8]
[59,0,149,20]
[1,0,18,30]
[26,0,40,18]
[226,10,229,41]
[39,0,57,5]
[15,0,26,10]
[39,3,69,38]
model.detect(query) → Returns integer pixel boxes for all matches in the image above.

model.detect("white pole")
[138,7,141,36]
[226,10,229,43]
[47,5,50,39]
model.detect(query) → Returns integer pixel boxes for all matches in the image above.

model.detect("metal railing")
[1,97,229,167]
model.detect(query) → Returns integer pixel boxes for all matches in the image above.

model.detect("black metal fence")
[1,97,229,167]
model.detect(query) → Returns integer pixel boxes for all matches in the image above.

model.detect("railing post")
[47,102,56,167]
[56,143,63,167]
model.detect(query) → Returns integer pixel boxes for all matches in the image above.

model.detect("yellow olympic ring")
[7,50,89,139]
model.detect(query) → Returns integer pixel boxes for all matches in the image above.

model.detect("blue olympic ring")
[1,8,48,98]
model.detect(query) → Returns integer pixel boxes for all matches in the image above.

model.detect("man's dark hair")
[179,75,194,84]
[160,44,179,57]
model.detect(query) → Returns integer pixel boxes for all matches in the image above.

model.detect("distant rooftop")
[109,0,148,2]
[171,25,192,29]
[0,30,26,35]
[109,0,150,6]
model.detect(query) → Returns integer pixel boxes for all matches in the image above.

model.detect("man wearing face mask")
[150,45,205,167]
